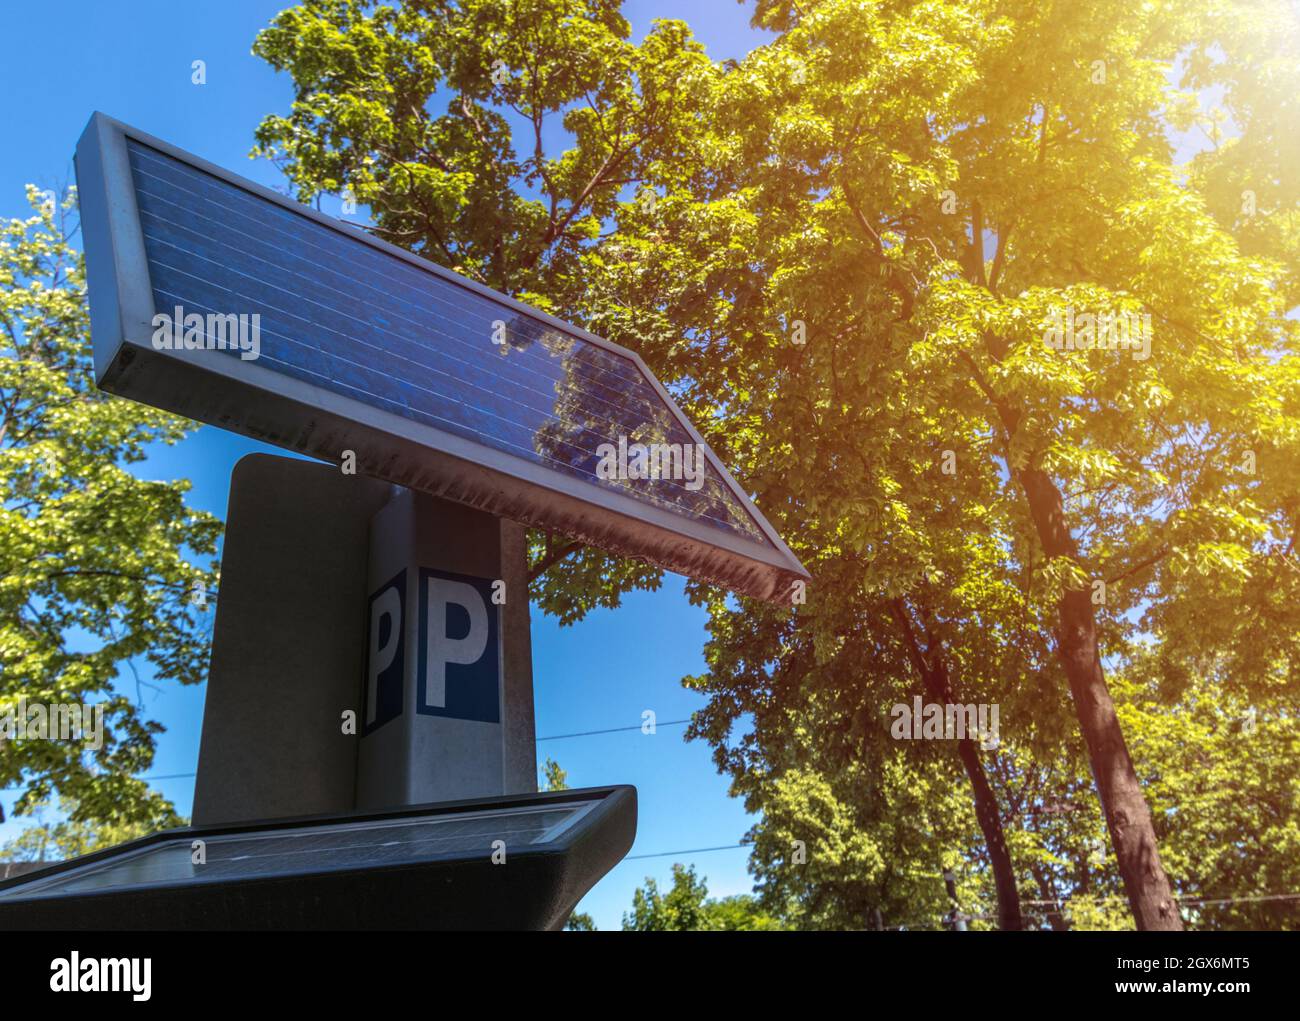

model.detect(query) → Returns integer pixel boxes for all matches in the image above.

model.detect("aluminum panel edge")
[73,112,155,386]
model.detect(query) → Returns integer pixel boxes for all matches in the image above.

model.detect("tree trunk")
[1018,468,1182,930]
[958,218,1180,929]
[954,734,1023,931]
[891,602,1024,930]
[1030,864,1071,931]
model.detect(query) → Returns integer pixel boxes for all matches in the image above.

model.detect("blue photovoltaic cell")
[125,140,766,544]
[0,804,586,898]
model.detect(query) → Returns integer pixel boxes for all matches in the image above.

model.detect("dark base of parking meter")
[0,787,635,930]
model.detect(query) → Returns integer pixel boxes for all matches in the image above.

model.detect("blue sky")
[0,0,772,930]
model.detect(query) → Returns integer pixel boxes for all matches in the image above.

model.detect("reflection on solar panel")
[0,786,636,930]
[0,802,590,899]
[128,140,760,542]
[74,113,807,602]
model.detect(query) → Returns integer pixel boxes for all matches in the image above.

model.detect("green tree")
[622,863,786,930]
[1183,7,1300,303]
[1109,662,1300,930]
[701,893,787,931]
[592,0,1298,930]
[623,863,709,931]
[540,755,568,792]
[0,188,222,830]
[1,794,182,864]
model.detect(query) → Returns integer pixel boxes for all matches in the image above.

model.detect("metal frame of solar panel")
[0,786,635,930]
[74,113,808,603]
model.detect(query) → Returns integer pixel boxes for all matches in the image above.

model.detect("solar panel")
[0,786,635,930]
[0,803,590,899]
[74,113,808,602]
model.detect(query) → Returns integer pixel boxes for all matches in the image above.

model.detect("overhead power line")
[537,718,690,741]
[624,843,749,861]
[0,716,696,792]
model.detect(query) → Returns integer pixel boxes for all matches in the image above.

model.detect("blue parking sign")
[416,568,500,724]
[363,569,406,735]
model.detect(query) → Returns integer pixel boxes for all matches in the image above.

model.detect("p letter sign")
[365,568,501,735]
